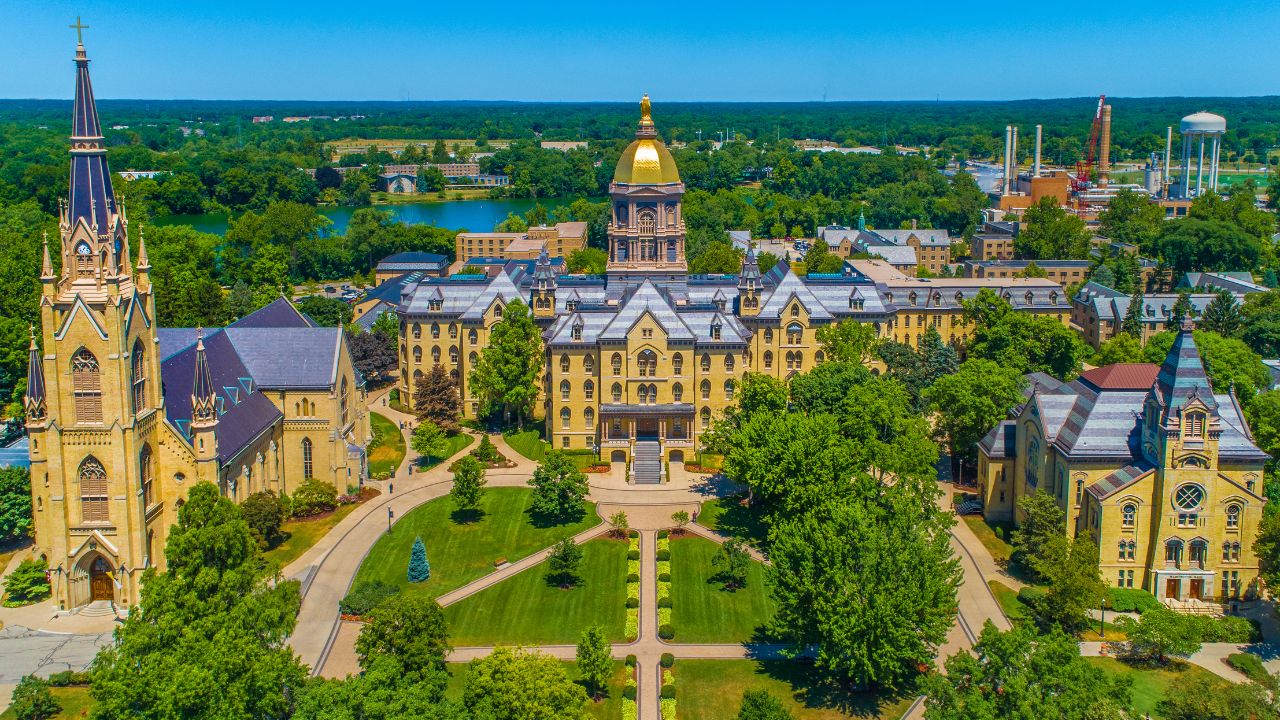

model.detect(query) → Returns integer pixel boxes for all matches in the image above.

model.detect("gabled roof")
[224,327,343,389]
[231,297,315,329]
[1078,364,1160,391]
[757,267,834,320]
[600,280,694,341]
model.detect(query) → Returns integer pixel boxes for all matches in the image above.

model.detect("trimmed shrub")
[629,529,639,538]
[4,559,51,606]
[338,580,397,616]
[45,671,90,687]
[658,572,671,582]
[240,490,286,550]
[660,684,676,699]
[1227,652,1269,683]
[625,654,637,668]
[622,685,637,701]
[627,549,640,561]
[1106,587,1160,614]
[656,549,670,562]
[660,653,674,667]
[658,597,672,609]
[657,529,669,539]
[658,624,674,640]
[1017,586,1046,608]
[626,597,639,609]
[627,572,640,583]
[291,479,338,517]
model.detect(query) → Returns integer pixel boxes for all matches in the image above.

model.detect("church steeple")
[738,245,761,316]
[532,247,557,319]
[23,327,46,424]
[191,329,217,428]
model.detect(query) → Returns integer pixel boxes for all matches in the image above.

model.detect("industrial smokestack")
[1099,104,1113,186]
[1011,126,1019,182]
[1163,126,1173,198]
[1033,124,1042,178]
[1002,125,1012,195]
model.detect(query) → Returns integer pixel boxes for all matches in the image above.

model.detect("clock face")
[75,243,92,255]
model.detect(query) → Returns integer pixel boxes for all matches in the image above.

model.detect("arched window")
[584,354,595,373]
[724,355,735,372]
[790,305,800,317]
[1164,538,1184,565]
[139,445,154,507]
[449,323,458,339]
[413,346,423,364]
[700,354,711,372]
[560,380,571,400]
[1189,539,1207,567]
[72,349,102,424]
[468,329,478,345]
[560,407,571,429]
[431,322,440,339]
[764,328,774,344]
[764,351,774,369]
[131,341,147,415]
[584,380,595,400]
[1122,503,1136,527]
[724,380,735,400]
[612,353,623,376]
[449,346,458,365]
[700,406,711,429]
[340,377,350,426]
[79,456,109,523]
[302,438,314,480]
[431,346,440,363]
[672,353,682,375]
[701,380,711,399]
[494,304,504,319]
[638,385,650,404]
[412,323,422,340]
[560,354,570,373]
[787,323,803,345]
[1226,504,1241,528]
[672,382,683,402]
[638,350,657,377]
[469,351,478,365]
[584,407,595,429]
[815,350,825,364]
[612,383,623,402]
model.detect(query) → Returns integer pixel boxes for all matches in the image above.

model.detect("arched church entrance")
[87,554,114,601]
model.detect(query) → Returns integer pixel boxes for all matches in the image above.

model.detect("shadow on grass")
[525,503,589,530]
[543,573,581,590]
[450,508,486,525]
[753,659,916,718]
[709,494,769,548]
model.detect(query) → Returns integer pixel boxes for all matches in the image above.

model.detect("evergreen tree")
[1089,263,1117,289]
[468,300,544,427]
[1200,289,1243,338]
[1169,290,1194,328]
[1121,287,1144,338]
[450,455,487,513]
[415,363,461,432]
[408,537,431,583]
[575,625,612,700]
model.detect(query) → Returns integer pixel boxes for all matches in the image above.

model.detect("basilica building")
[978,327,1269,602]
[25,40,368,611]
[398,98,1073,482]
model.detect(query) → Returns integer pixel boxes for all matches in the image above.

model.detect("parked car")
[324,285,336,293]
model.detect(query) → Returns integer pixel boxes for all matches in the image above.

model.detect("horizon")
[2,1,1278,102]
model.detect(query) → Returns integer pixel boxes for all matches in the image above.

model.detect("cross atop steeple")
[69,16,89,45]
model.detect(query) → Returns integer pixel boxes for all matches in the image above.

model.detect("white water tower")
[1178,111,1226,198]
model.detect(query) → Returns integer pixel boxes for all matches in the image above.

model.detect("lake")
[154,196,583,236]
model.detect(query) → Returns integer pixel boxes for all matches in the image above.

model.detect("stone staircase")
[633,441,662,485]
[76,600,118,618]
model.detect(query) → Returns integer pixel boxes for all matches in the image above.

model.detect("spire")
[40,231,53,279]
[136,226,150,269]
[23,327,46,422]
[1154,320,1217,414]
[739,243,761,287]
[533,246,556,286]
[67,30,118,239]
[857,209,866,232]
[191,328,218,427]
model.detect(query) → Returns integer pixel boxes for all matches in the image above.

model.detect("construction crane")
[1073,95,1106,192]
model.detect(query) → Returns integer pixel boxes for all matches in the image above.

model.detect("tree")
[1200,289,1243,338]
[963,289,1087,378]
[546,537,584,587]
[1169,291,1194,328]
[450,455,487,513]
[1018,260,1048,278]
[1154,218,1262,275]
[9,675,60,720]
[1092,332,1144,365]
[788,360,872,416]
[1191,330,1271,400]
[576,625,612,701]
[1010,492,1066,581]
[1015,196,1092,259]
[468,300,543,427]
[712,538,751,590]
[355,591,451,674]
[1089,263,1117,288]
[347,329,397,381]
[690,240,745,274]
[815,319,878,365]
[1255,510,1280,589]
[608,511,629,538]
[412,420,450,467]
[1247,390,1280,479]
[0,466,32,543]
[240,490,286,550]
[1032,536,1106,633]
[408,536,431,583]
[566,247,607,274]
[415,364,461,432]
[768,489,960,691]
[528,451,588,522]
[295,296,353,327]
[801,239,844,274]
[1158,671,1278,720]
[1098,188,1164,251]
[1241,288,1280,357]
[1121,287,1144,338]
[90,483,307,720]
[926,359,1026,483]
[671,510,690,532]
[737,689,794,720]
[463,647,588,720]
[925,623,1132,720]
[1113,605,1202,664]
[3,559,50,605]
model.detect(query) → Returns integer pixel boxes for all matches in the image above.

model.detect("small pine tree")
[1121,287,1144,338]
[1169,291,1194,328]
[1200,289,1243,337]
[407,537,431,583]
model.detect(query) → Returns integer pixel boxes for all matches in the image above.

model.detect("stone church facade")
[24,41,368,611]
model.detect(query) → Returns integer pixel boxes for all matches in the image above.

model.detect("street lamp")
[1099,596,1109,637]
[387,507,394,531]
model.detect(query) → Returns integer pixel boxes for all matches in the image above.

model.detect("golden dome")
[614,138,681,185]
[613,94,680,185]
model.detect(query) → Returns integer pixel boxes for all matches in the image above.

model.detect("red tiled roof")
[1079,363,1160,390]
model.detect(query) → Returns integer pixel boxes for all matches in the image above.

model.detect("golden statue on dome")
[639,94,653,127]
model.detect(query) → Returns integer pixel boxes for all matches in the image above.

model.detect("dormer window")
[1024,291,1034,305]
[429,299,442,312]
[909,292,918,307]
[567,300,578,311]
[711,322,722,340]
[790,305,800,317]
[572,324,583,341]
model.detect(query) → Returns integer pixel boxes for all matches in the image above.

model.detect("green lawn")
[443,538,627,645]
[503,429,551,462]
[367,412,406,478]
[264,497,371,568]
[0,686,93,719]
[671,535,776,643]
[697,496,768,548]
[988,580,1031,626]
[960,515,1013,564]
[414,433,475,471]
[676,660,915,720]
[353,487,597,596]
[1086,657,1228,718]
[446,660,626,719]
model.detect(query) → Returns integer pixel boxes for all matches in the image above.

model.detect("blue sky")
[2,0,1277,101]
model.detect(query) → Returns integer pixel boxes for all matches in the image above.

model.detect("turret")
[737,245,761,316]
[190,329,219,462]
[23,327,46,425]
[135,226,151,293]
[532,247,557,319]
